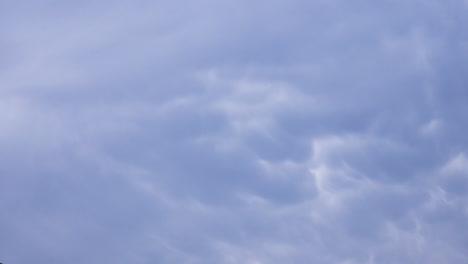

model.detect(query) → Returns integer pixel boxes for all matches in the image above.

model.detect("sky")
[1,0,468,263]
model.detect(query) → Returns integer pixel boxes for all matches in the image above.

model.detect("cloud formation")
[1,0,468,263]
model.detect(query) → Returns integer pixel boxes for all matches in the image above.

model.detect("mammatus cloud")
[1,0,468,263]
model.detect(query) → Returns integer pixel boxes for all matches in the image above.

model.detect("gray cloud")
[1,0,468,263]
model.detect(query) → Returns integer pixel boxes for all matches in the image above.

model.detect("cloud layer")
[1,0,468,263]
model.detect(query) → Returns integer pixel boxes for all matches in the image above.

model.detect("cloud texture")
[1,0,468,263]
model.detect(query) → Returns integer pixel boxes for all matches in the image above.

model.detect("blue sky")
[1,0,468,263]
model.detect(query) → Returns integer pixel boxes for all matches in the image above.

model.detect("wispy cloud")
[1,0,468,263]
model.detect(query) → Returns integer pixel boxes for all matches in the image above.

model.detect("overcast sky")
[1,0,468,263]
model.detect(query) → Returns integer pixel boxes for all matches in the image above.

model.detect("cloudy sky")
[1,0,468,263]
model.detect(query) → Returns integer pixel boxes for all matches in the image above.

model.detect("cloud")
[1,0,468,263]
